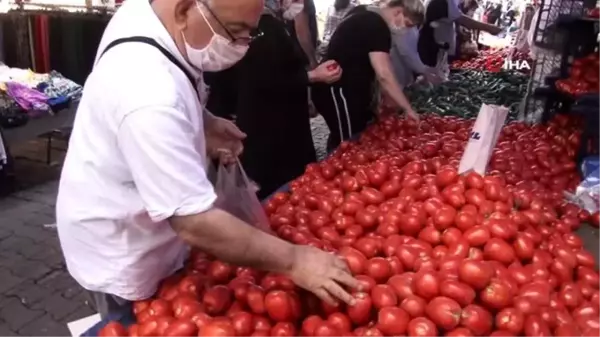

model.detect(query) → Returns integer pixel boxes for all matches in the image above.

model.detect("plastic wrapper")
[565,157,600,212]
[212,159,272,233]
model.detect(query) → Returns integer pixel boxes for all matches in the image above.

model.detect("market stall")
[70,0,599,335]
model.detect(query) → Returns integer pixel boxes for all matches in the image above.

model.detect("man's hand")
[287,246,362,306]
[309,60,342,84]
[205,116,246,164]
[405,108,420,122]
[423,67,443,84]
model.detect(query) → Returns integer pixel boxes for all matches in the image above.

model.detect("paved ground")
[0,117,331,336]
[0,181,96,336]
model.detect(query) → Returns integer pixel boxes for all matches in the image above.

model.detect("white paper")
[67,313,101,337]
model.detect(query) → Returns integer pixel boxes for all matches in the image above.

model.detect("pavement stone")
[0,184,92,336]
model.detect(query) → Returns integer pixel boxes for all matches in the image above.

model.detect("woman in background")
[205,0,341,199]
[391,26,441,87]
[317,0,358,60]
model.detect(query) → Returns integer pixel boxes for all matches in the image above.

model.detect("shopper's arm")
[369,51,416,115]
[171,209,295,273]
[457,14,502,34]
[393,31,427,74]
[117,106,296,274]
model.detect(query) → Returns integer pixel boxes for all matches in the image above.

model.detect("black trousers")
[87,291,132,320]
[311,84,373,151]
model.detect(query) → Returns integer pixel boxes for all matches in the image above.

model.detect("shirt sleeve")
[117,106,217,222]
[364,13,392,53]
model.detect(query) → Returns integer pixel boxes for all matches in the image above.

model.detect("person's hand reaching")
[286,245,362,306]
[309,60,343,84]
[423,67,443,84]
[405,107,420,122]
[205,116,246,164]
[487,25,503,35]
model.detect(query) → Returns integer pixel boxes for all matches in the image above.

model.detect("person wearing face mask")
[205,0,342,200]
[55,0,361,319]
[311,0,424,151]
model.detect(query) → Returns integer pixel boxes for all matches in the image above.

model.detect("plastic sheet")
[565,156,600,212]
[213,159,271,232]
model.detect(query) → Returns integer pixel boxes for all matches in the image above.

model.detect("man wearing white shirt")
[56,0,359,319]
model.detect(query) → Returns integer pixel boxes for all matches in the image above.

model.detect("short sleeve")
[362,12,392,53]
[117,106,217,222]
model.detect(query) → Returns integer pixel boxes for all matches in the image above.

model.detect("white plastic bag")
[564,158,600,212]
[458,104,509,175]
[212,159,272,232]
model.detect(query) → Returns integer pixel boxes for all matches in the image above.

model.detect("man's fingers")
[314,287,339,307]
[332,266,363,292]
[324,280,356,306]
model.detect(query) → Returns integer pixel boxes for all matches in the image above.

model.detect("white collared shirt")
[56,0,216,300]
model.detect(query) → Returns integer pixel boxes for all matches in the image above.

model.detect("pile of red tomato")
[451,48,532,74]
[555,53,600,96]
[100,113,599,337]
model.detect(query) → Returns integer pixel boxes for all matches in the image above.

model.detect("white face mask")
[182,2,249,72]
[283,3,304,20]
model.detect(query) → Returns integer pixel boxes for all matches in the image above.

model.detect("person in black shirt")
[312,0,424,151]
[205,0,341,199]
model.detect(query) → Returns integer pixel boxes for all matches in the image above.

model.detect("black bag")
[0,127,16,197]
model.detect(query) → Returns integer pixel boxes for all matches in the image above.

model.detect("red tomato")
[338,246,368,275]
[400,295,427,318]
[407,317,438,336]
[412,270,440,300]
[271,322,297,336]
[198,321,235,337]
[372,284,398,309]
[377,306,410,335]
[495,307,524,335]
[264,290,298,322]
[366,257,392,283]
[99,322,129,337]
[460,304,493,335]
[164,319,198,336]
[425,296,462,331]
[439,280,476,307]
[458,260,493,289]
[347,292,372,325]
[202,285,232,315]
[480,279,512,309]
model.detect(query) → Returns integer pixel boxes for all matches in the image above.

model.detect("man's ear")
[174,0,196,26]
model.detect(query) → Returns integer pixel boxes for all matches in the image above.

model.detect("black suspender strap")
[98,36,197,88]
